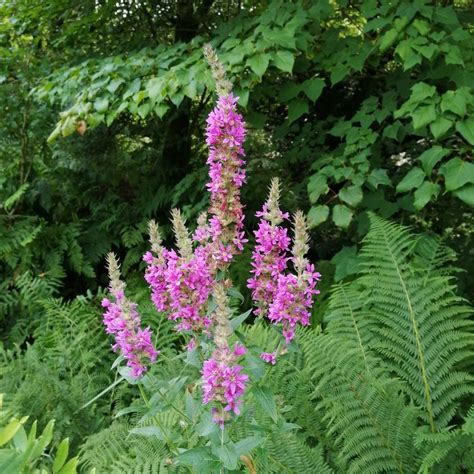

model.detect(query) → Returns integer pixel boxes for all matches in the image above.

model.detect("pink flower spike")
[103,253,158,378]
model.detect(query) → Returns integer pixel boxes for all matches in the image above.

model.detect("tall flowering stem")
[204,45,247,267]
[102,253,158,378]
[201,284,248,427]
[247,178,290,317]
[268,212,321,343]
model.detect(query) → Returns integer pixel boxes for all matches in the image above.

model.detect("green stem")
[220,408,225,474]
[155,389,192,422]
[138,384,149,406]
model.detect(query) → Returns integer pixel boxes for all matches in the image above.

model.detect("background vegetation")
[0,0,473,472]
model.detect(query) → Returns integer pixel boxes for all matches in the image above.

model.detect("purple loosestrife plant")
[102,253,158,378]
[102,46,321,435]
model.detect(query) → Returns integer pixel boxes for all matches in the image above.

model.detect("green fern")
[301,331,420,474]
[415,405,474,473]
[360,214,473,430]
[79,422,178,473]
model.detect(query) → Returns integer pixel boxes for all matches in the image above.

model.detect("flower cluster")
[144,216,214,336]
[268,265,321,343]
[260,351,277,365]
[142,47,247,341]
[102,253,158,377]
[202,345,248,426]
[201,284,248,427]
[102,46,320,428]
[247,179,290,316]
[249,193,321,352]
[205,93,247,266]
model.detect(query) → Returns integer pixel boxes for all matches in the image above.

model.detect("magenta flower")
[260,351,278,365]
[103,254,158,378]
[248,218,290,316]
[248,180,291,316]
[205,93,247,267]
[143,250,170,313]
[268,264,321,343]
[144,246,214,335]
[202,344,248,427]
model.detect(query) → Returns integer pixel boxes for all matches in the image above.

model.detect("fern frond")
[360,214,474,431]
[301,331,420,474]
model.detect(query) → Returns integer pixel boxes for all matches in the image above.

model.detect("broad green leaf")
[379,28,398,52]
[429,116,452,138]
[339,185,363,207]
[394,16,409,32]
[234,436,265,456]
[396,167,425,193]
[307,175,328,204]
[330,64,349,85]
[411,104,436,129]
[453,184,474,206]
[413,182,440,210]
[57,457,79,474]
[307,205,329,228]
[93,97,109,113]
[195,412,219,437]
[272,50,294,73]
[154,103,169,119]
[413,19,430,35]
[331,246,359,282]
[253,387,278,422]
[302,78,325,102]
[30,420,54,459]
[329,121,351,137]
[367,169,392,189]
[106,78,124,94]
[184,390,200,422]
[0,418,27,447]
[228,286,244,303]
[395,40,422,70]
[332,204,353,229]
[176,447,217,468]
[445,46,464,66]
[215,444,239,470]
[416,44,437,60]
[137,102,151,119]
[279,82,300,102]
[170,92,184,107]
[230,309,252,330]
[244,353,265,381]
[147,77,165,103]
[440,90,466,117]
[418,146,450,175]
[235,89,249,107]
[12,426,27,452]
[123,78,141,99]
[247,54,270,77]
[288,98,308,123]
[53,438,69,472]
[456,118,474,145]
[410,82,436,103]
[440,158,474,191]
